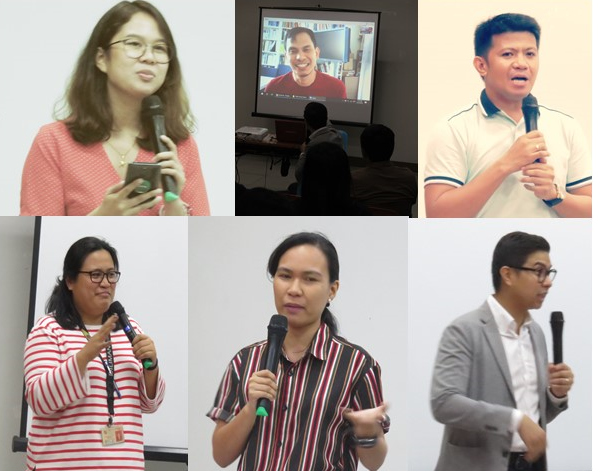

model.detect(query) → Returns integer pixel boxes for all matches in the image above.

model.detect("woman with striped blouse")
[209,232,389,471]
[24,236,164,470]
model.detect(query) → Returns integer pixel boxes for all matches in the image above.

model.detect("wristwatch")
[349,414,390,448]
[543,183,564,207]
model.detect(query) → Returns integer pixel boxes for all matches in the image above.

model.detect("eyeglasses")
[507,266,557,283]
[79,270,121,284]
[108,38,172,64]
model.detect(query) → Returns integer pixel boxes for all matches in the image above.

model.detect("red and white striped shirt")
[208,322,388,471]
[24,315,165,471]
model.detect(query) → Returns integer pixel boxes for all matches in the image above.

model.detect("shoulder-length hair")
[55,0,194,149]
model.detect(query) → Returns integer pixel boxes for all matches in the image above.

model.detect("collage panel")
[189,216,408,470]
[1,216,188,471]
[0,0,233,216]
[419,0,592,217]
[409,218,592,470]
[235,0,418,216]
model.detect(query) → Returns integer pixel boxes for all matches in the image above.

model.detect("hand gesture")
[518,415,546,463]
[500,131,549,175]
[246,370,277,410]
[548,363,574,398]
[89,180,162,216]
[77,315,118,372]
[153,135,186,196]
[343,403,388,438]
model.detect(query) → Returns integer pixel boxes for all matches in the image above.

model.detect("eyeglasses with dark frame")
[79,270,121,284]
[507,266,557,283]
[107,38,172,64]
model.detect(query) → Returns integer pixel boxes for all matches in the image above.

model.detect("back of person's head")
[300,142,352,215]
[285,26,317,49]
[474,13,541,57]
[59,0,193,147]
[267,232,340,335]
[304,102,328,131]
[47,237,119,329]
[236,187,294,215]
[360,124,395,162]
[491,231,550,291]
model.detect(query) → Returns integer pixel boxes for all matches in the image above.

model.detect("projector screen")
[18,217,188,462]
[254,7,380,125]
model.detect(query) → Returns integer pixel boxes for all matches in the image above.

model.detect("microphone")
[522,94,539,133]
[550,311,564,364]
[108,301,153,369]
[522,95,540,163]
[141,95,178,202]
[256,314,288,417]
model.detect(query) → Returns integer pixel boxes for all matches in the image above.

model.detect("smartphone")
[124,163,161,199]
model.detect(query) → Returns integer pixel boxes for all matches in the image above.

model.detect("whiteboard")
[188,216,408,471]
[408,219,592,471]
[27,216,188,453]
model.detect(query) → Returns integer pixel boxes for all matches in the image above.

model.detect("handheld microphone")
[522,95,541,164]
[522,94,539,133]
[256,314,288,417]
[141,95,178,202]
[109,301,153,369]
[550,311,564,364]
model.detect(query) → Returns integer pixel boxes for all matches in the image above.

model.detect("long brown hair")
[55,1,194,149]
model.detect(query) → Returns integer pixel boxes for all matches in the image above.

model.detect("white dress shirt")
[487,295,540,451]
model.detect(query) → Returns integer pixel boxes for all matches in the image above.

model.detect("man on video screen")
[264,27,347,99]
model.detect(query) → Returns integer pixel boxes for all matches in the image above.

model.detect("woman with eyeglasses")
[24,237,164,470]
[208,232,389,471]
[20,1,209,216]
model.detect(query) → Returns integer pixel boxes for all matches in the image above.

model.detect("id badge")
[101,424,125,446]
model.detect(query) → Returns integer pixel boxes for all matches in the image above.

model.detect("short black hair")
[285,26,317,49]
[491,231,550,291]
[474,13,541,57]
[46,237,119,329]
[360,124,395,162]
[304,102,328,130]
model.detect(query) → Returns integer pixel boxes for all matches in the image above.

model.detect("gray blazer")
[431,302,568,471]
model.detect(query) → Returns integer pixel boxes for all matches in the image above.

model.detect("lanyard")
[80,327,121,425]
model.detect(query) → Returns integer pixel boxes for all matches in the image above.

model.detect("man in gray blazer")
[431,232,574,471]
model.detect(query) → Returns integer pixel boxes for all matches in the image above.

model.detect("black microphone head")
[141,95,165,118]
[108,301,126,316]
[551,311,564,324]
[521,94,538,110]
[268,314,288,333]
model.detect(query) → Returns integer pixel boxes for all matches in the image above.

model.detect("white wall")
[408,219,592,471]
[189,216,408,470]
[0,217,35,471]
[0,0,233,215]
[417,0,592,216]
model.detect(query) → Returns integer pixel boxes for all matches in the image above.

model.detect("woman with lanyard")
[20,1,209,216]
[24,236,164,470]
[208,232,389,470]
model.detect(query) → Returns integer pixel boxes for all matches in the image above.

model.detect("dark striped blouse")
[208,322,388,471]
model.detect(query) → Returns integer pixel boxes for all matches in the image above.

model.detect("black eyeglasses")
[108,38,172,64]
[79,270,121,284]
[507,266,557,283]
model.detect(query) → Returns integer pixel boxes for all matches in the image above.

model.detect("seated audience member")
[235,183,295,215]
[297,142,370,215]
[295,102,343,183]
[351,124,418,216]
